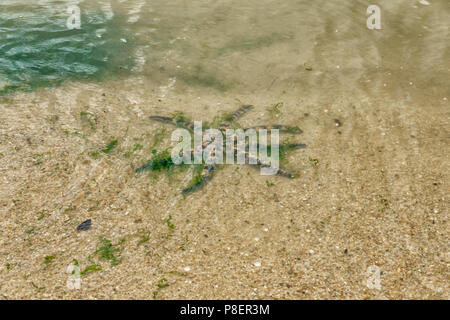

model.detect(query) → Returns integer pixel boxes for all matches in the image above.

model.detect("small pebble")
[184,266,191,272]
[76,219,91,231]
[254,261,261,267]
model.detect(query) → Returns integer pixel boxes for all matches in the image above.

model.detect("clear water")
[0,0,137,93]
[0,0,449,98]
[0,1,449,300]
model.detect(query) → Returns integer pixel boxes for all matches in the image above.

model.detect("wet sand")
[0,0,449,299]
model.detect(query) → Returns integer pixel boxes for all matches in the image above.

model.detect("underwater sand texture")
[0,0,449,299]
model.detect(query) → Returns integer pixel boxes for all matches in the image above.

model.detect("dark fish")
[275,168,296,179]
[182,164,215,194]
[145,105,306,194]
[135,157,174,173]
[246,152,298,179]
[230,104,253,122]
[220,104,254,127]
[149,115,194,130]
[135,160,155,173]
[77,219,91,231]
[282,143,307,150]
[149,116,173,124]
[247,125,303,134]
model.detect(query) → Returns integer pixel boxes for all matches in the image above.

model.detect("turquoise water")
[0,1,136,93]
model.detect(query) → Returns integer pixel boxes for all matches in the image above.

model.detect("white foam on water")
[95,28,106,38]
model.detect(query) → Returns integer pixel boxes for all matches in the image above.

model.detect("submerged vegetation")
[81,263,102,275]
[166,215,176,230]
[137,230,151,246]
[95,237,122,266]
[124,143,144,158]
[43,255,55,268]
[80,111,97,130]
[266,102,283,118]
[309,157,319,167]
[101,140,118,154]
[182,165,207,193]
[153,278,170,299]
[135,149,176,173]
[136,106,307,194]
[90,139,118,158]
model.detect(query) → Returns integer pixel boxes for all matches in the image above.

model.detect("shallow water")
[1,0,449,100]
[0,1,449,300]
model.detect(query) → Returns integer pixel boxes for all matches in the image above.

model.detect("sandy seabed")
[0,0,449,299]
[0,75,448,299]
